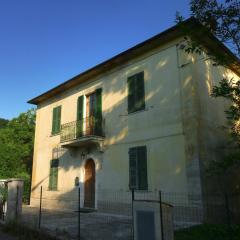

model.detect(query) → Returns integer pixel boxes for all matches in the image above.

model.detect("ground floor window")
[129,146,148,190]
[49,159,59,191]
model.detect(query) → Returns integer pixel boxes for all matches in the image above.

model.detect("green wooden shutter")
[52,106,61,135]
[95,89,102,135]
[137,146,148,190]
[51,167,58,190]
[127,76,135,113]
[128,72,145,113]
[56,106,61,133]
[49,159,59,190]
[129,147,137,189]
[136,72,145,111]
[77,96,84,137]
[96,88,102,117]
[77,96,84,120]
[52,107,57,134]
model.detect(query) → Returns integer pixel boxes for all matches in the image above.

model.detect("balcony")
[60,116,105,148]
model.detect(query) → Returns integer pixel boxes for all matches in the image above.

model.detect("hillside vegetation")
[0,110,35,202]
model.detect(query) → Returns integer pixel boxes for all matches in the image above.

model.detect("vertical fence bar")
[38,186,42,229]
[131,188,135,240]
[225,193,233,240]
[159,191,164,240]
[16,186,19,222]
[78,187,80,240]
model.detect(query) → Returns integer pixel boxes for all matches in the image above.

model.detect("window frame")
[127,71,145,114]
[51,106,62,135]
[48,159,59,191]
[129,146,148,191]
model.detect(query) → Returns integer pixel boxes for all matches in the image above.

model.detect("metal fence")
[21,187,240,240]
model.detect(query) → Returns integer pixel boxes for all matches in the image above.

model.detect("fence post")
[15,186,19,222]
[225,193,233,240]
[159,191,164,240]
[38,186,42,229]
[131,188,135,240]
[78,187,80,240]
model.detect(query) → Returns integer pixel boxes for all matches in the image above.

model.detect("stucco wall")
[30,37,238,208]
[192,54,240,194]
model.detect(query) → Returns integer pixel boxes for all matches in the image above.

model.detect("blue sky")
[0,0,190,119]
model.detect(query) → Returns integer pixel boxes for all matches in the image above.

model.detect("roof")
[28,17,240,105]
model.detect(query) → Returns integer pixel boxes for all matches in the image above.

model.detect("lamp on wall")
[81,152,86,160]
[75,177,80,187]
[81,147,91,160]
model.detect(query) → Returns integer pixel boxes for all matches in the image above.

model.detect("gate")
[0,181,7,221]
[132,190,174,240]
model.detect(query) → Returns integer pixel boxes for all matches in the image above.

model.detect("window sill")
[50,133,60,137]
[128,189,150,192]
[47,189,59,192]
[128,108,147,116]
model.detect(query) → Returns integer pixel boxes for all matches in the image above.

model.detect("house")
[28,18,240,210]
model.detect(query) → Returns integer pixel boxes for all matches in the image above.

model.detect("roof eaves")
[28,17,240,105]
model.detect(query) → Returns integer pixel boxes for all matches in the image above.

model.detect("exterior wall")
[30,37,238,209]
[191,53,240,194]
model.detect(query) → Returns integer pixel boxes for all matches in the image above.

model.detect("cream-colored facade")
[29,28,239,209]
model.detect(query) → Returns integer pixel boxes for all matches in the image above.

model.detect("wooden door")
[84,159,95,208]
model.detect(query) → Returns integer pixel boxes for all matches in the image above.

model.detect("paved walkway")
[21,206,132,240]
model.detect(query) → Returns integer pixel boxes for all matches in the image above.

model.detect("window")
[49,159,59,191]
[52,106,61,135]
[77,88,102,137]
[127,72,145,114]
[129,146,148,190]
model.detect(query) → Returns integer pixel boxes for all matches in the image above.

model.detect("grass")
[0,221,56,240]
[175,224,240,240]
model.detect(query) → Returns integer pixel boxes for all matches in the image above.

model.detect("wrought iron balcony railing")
[60,116,104,143]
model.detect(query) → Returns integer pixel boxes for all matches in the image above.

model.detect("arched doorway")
[84,159,95,208]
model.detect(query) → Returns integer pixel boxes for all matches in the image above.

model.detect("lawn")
[175,224,240,240]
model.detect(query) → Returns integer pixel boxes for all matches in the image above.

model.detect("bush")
[175,224,240,240]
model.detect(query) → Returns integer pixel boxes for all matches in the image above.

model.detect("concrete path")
[22,206,132,240]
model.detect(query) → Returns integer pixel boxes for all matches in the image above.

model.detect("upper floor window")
[77,88,102,136]
[52,106,61,135]
[127,72,145,114]
[129,146,148,190]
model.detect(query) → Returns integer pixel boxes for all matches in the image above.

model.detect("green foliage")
[212,78,240,146]
[0,109,35,202]
[0,118,8,129]
[207,150,240,176]
[177,0,240,59]
[175,224,240,240]
[190,0,240,58]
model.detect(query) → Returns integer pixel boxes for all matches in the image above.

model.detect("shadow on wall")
[31,48,191,196]
[31,47,230,206]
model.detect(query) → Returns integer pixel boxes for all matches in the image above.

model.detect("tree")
[190,0,240,58]
[176,0,240,175]
[176,0,240,59]
[0,118,8,129]
[0,109,35,201]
